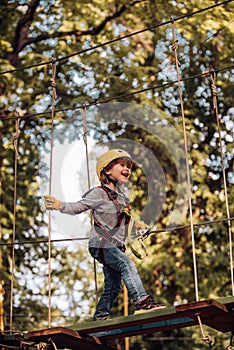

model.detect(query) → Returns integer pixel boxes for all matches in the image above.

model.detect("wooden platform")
[1,297,234,349]
[73,297,234,339]
[0,327,120,350]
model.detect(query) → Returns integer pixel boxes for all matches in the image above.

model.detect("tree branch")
[6,1,145,67]
[6,0,41,66]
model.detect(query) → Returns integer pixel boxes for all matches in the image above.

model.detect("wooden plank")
[0,330,120,350]
[74,307,197,339]
[25,327,119,350]
[72,298,234,339]
[217,295,234,308]
[1,297,234,349]
[176,299,234,333]
[0,332,24,347]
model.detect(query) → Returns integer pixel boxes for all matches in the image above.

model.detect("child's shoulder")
[82,186,106,198]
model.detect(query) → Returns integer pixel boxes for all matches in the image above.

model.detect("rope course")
[0,1,233,349]
[0,0,233,77]
[1,64,234,124]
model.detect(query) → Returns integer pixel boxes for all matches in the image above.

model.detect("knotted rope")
[82,104,99,305]
[209,67,234,295]
[47,56,57,327]
[10,115,21,330]
[170,17,199,302]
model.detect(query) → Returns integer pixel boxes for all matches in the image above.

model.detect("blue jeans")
[89,244,147,320]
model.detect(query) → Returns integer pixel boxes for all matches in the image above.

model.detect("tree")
[0,0,233,348]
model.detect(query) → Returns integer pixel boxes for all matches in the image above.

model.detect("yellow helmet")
[96,149,132,179]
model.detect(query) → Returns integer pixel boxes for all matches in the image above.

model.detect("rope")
[0,150,3,332]
[82,104,91,190]
[1,64,234,123]
[48,338,58,350]
[196,314,213,348]
[13,117,21,159]
[0,344,22,349]
[171,18,199,302]
[82,104,99,305]
[227,332,234,350]
[10,115,21,331]
[209,67,234,296]
[47,56,57,328]
[0,0,233,76]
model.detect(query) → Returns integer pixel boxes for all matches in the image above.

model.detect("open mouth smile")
[121,172,129,178]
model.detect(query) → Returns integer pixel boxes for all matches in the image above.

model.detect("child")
[44,149,166,320]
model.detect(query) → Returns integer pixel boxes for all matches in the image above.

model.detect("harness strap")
[93,186,131,264]
[94,186,131,236]
[84,186,149,262]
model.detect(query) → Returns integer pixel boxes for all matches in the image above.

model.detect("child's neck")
[108,181,118,192]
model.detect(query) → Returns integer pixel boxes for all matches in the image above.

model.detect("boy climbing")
[44,148,166,320]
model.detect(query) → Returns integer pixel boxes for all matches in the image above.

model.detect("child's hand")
[44,195,62,210]
[134,220,151,238]
[135,220,149,230]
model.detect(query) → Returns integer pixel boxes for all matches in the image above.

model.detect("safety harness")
[91,186,130,264]
[87,186,149,263]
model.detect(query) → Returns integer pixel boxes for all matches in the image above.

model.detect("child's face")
[106,159,131,184]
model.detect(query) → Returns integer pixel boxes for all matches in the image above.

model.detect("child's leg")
[93,265,122,320]
[103,247,147,305]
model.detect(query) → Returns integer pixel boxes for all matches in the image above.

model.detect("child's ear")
[105,169,111,175]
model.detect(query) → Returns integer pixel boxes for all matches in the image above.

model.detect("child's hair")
[100,157,132,186]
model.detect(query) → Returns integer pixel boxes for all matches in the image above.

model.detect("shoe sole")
[134,305,167,314]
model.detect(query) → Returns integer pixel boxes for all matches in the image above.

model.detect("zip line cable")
[0,0,233,76]
[1,64,234,123]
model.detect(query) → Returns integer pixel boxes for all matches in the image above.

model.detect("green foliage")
[0,0,233,348]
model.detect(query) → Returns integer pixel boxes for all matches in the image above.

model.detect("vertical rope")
[171,18,199,302]
[47,56,57,327]
[210,68,234,296]
[0,282,3,332]
[123,285,129,350]
[10,116,21,330]
[0,132,3,331]
[82,104,91,190]
[82,104,99,305]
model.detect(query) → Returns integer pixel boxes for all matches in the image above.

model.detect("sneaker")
[135,295,167,314]
[93,315,109,321]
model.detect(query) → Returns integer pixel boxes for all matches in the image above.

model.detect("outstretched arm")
[43,187,106,215]
[44,195,62,210]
